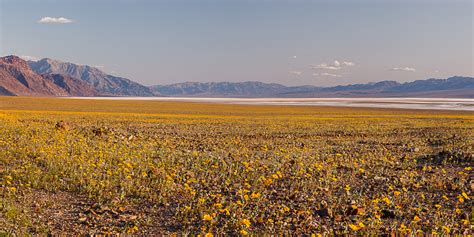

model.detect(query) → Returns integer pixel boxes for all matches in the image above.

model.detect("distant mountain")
[28,58,153,96]
[0,55,97,96]
[151,77,474,98]
[388,77,474,92]
[322,80,401,92]
[150,81,318,97]
[2,54,472,98]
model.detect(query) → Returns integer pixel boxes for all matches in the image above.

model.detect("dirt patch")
[416,151,473,166]
[2,189,176,235]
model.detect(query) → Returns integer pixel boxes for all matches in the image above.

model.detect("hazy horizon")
[1,0,473,87]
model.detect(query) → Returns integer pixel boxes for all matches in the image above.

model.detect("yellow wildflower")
[127,226,139,233]
[382,197,391,205]
[219,208,230,216]
[203,214,213,221]
[241,219,251,228]
[250,192,261,199]
[349,224,361,231]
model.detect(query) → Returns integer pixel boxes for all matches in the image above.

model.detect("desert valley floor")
[0,96,472,235]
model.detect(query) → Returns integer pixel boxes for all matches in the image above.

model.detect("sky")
[0,0,473,86]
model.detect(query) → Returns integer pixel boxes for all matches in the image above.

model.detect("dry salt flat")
[68,97,474,111]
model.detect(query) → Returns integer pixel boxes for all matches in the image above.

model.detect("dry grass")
[0,96,472,235]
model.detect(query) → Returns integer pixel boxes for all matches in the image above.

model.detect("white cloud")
[390,67,416,72]
[311,60,355,70]
[289,71,303,76]
[19,55,39,61]
[311,63,341,70]
[38,17,74,24]
[313,72,342,77]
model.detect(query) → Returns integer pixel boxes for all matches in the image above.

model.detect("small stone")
[374,176,389,181]
[346,206,365,216]
[120,214,138,221]
[314,208,332,218]
[381,209,396,219]
[55,121,69,130]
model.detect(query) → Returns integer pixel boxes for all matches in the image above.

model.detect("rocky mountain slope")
[0,56,97,96]
[41,74,98,97]
[29,58,153,96]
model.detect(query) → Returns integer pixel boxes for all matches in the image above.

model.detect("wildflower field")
[0,97,472,235]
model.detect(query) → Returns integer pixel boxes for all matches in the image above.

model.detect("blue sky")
[1,0,472,86]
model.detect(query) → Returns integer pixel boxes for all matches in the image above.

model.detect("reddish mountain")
[0,55,97,96]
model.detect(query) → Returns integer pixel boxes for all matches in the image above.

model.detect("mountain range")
[151,77,474,98]
[28,58,153,96]
[0,55,473,98]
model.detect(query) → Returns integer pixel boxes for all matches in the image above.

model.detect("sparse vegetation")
[0,97,472,235]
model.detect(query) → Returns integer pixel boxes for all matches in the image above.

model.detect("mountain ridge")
[151,77,474,98]
[1,55,472,98]
[0,55,97,96]
[28,58,153,96]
